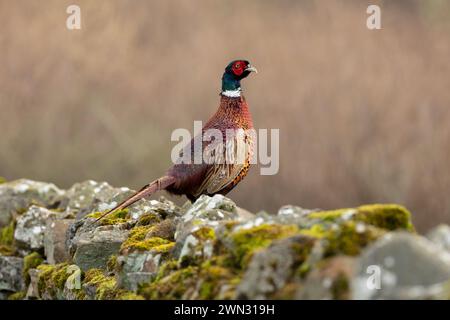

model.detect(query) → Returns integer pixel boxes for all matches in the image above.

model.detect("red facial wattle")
[232,61,245,76]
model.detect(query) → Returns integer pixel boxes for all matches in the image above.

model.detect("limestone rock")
[352,232,450,299]
[116,252,163,291]
[296,256,356,300]
[71,226,129,271]
[14,205,58,251]
[44,219,74,264]
[0,179,63,227]
[64,180,124,219]
[175,194,238,256]
[65,180,183,221]
[237,235,316,299]
[0,256,24,292]
[26,268,40,299]
[426,224,450,252]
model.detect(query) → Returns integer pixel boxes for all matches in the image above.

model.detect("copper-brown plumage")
[94,60,257,223]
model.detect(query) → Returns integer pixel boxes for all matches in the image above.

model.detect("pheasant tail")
[93,175,176,223]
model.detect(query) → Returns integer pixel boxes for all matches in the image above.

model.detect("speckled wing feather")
[195,129,252,196]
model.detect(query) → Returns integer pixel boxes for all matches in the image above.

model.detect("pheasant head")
[221,60,257,97]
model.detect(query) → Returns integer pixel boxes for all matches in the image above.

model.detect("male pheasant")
[95,60,257,222]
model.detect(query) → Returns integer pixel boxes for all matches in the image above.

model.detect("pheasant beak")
[245,65,258,74]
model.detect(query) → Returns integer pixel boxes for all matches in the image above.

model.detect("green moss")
[0,177,6,184]
[23,252,44,286]
[0,220,15,247]
[331,274,350,300]
[300,221,385,257]
[197,264,235,299]
[8,291,26,300]
[307,204,414,231]
[230,224,299,268]
[136,213,161,226]
[0,220,16,256]
[52,264,72,290]
[139,257,239,300]
[356,204,414,231]
[116,292,145,300]
[106,255,118,273]
[86,209,130,225]
[298,224,327,238]
[0,244,15,256]
[199,281,213,298]
[37,263,70,298]
[84,268,116,300]
[139,266,197,300]
[193,227,216,240]
[154,260,180,282]
[34,265,140,300]
[120,225,175,253]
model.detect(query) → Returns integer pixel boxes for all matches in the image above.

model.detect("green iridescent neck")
[221,73,241,92]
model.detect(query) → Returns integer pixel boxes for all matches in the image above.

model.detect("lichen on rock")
[1,178,447,300]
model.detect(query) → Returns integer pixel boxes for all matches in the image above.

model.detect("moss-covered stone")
[0,219,16,255]
[230,224,299,268]
[106,255,118,273]
[193,227,216,241]
[8,291,26,300]
[84,268,144,300]
[154,259,180,281]
[136,213,161,226]
[331,273,350,300]
[23,252,44,286]
[37,263,70,299]
[120,225,175,253]
[139,266,197,300]
[198,263,238,299]
[146,219,176,240]
[0,244,15,256]
[300,221,385,257]
[139,257,240,300]
[0,220,15,246]
[84,268,117,300]
[85,209,130,226]
[307,204,414,232]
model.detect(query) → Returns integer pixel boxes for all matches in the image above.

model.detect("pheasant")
[95,60,257,223]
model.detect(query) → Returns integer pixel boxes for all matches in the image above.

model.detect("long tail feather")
[92,176,176,224]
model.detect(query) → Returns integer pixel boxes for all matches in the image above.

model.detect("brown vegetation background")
[1,0,450,232]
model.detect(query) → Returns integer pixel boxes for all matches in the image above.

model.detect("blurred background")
[1,0,449,232]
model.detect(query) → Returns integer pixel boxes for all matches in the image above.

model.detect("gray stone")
[275,205,321,226]
[235,206,255,220]
[176,194,237,243]
[177,231,215,264]
[351,232,450,299]
[426,224,450,253]
[63,265,83,300]
[26,268,40,299]
[64,180,123,219]
[0,256,24,292]
[173,195,239,261]
[71,226,128,271]
[182,194,237,224]
[0,179,63,227]
[116,252,163,291]
[44,219,74,264]
[237,235,315,299]
[65,180,183,221]
[296,256,356,300]
[14,205,58,251]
